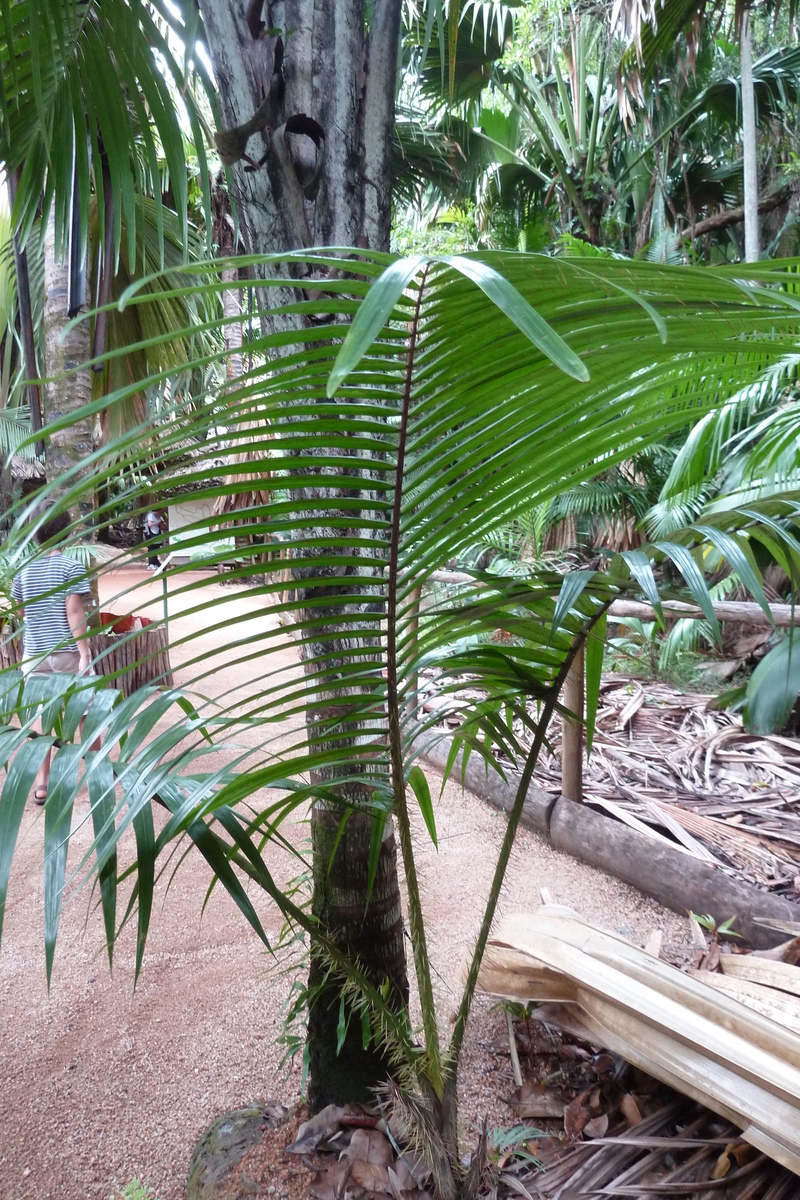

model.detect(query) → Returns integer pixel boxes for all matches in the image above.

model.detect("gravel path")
[0,570,690,1200]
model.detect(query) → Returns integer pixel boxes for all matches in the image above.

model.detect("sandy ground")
[0,568,690,1200]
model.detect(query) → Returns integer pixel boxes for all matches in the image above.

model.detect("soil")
[0,568,692,1200]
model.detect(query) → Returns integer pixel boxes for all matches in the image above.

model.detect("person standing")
[144,510,163,569]
[11,504,95,804]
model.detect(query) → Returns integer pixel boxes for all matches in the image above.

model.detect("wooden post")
[561,642,584,803]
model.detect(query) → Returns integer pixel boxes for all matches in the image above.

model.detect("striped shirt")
[11,553,91,655]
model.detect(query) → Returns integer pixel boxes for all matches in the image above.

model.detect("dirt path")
[0,569,690,1200]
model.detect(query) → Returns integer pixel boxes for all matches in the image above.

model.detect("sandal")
[33,788,47,806]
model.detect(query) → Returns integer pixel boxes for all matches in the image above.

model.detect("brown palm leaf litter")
[228,1035,796,1200]
[532,1100,798,1198]
[562,679,800,897]
[424,671,800,898]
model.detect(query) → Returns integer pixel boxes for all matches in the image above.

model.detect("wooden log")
[425,571,798,629]
[548,795,800,950]
[418,730,800,950]
[608,597,798,629]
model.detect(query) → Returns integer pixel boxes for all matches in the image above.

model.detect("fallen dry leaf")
[564,1089,593,1141]
[560,1044,591,1062]
[620,1094,643,1127]
[505,1082,565,1120]
[287,1103,347,1154]
[710,1145,735,1180]
[349,1157,391,1193]
[309,1159,351,1200]
[341,1128,394,1167]
[698,942,722,973]
[582,1114,609,1139]
[387,1165,405,1200]
[396,1151,431,1188]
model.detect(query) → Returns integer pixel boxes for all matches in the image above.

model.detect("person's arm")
[10,576,23,619]
[66,592,91,670]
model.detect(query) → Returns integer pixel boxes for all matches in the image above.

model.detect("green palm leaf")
[3,248,800,1063]
[1,0,212,259]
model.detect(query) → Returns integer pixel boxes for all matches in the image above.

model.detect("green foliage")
[108,1180,163,1200]
[689,912,742,939]
[3,248,800,1183]
[0,0,214,260]
[744,634,800,734]
[488,1123,544,1168]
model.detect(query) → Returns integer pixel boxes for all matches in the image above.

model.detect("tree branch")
[683,187,789,242]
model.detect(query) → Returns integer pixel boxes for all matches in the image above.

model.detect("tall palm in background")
[0,0,214,507]
[612,0,800,261]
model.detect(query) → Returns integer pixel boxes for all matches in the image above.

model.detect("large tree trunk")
[740,7,759,264]
[199,0,408,1106]
[43,213,94,519]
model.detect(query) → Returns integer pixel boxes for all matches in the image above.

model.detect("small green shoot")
[689,912,742,939]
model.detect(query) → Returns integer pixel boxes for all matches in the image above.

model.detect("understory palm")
[2,250,800,1192]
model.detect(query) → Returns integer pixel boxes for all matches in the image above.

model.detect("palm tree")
[2,249,799,1172]
[1,0,526,1102]
[191,0,517,1097]
[0,0,214,501]
[431,15,800,258]
[612,0,799,262]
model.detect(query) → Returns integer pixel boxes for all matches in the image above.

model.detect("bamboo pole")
[407,583,422,716]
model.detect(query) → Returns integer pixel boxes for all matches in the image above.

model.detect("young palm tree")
[2,249,799,1159]
[0,0,522,1100]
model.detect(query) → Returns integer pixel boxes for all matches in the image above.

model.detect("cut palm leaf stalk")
[3,251,800,1187]
[480,906,800,1175]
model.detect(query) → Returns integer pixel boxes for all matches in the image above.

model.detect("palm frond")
[4,248,800,998]
[0,0,212,260]
[0,404,33,458]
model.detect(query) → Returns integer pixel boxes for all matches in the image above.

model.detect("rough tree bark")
[198,0,409,1107]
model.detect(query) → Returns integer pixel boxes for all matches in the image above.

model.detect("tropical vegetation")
[2,0,800,1187]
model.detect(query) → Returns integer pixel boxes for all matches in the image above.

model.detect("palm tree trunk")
[199,0,409,1106]
[308,808,408,1107]
[221,267,243,382]
[43,212,94,520]
[740,7,759,263]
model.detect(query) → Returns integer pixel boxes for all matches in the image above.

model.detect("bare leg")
[32,714,51,800]
[79,716,102,753]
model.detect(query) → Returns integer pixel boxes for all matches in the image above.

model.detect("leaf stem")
[445,599,612,1100]
[384,263,444,1096]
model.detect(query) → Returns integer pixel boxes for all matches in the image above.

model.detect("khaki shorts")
[22,650,82,677]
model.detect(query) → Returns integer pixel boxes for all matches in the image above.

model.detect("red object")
[100,611,152,634]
